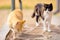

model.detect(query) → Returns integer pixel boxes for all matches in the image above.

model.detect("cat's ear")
[50,3,53,11]
[20,20,26,24]
[50,3,52,6]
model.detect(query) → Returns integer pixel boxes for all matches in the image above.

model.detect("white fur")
[42,20,47,31]
[43,9,52,32]
[35,12,39,26]
[36,22,39,26]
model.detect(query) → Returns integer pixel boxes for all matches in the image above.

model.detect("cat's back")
[7,9,23,24]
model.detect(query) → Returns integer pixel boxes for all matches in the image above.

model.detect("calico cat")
[32,3,53,32]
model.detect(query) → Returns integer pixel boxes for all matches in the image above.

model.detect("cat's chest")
[43,11,51,18]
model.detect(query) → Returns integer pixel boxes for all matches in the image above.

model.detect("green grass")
[0,5,34,9]
[0,5,11,9]
[0,6,33,9]
[23,5,34,9]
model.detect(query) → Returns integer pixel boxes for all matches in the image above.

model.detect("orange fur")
[7,9,25,32]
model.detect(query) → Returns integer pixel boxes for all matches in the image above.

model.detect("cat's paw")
[36,22,39,26]
[48,29,51,32]
[43,27,47,31]
[13,36,16,40]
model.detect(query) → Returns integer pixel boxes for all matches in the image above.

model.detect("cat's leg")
[47,20,51,32]
[13,31,16,39]
[47,14,52,32]
[11,28,16,39]
[36,15,39,26]
[42,19,46,31]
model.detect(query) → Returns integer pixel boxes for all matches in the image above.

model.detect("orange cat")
[7,9,25,39]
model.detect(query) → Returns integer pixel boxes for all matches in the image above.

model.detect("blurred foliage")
[0,5,11,9]
[0,0,56,10]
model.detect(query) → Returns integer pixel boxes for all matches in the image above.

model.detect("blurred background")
[0,0,60,29]
[0,0,56,10]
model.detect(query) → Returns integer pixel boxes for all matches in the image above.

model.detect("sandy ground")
[0,9,60,40]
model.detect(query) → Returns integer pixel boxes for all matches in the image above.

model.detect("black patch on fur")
[32,12,35,18]
[35,4,42,16]
[32,3,53,23]
[32,3,43,18]
[36,15,39,22]
[44,3,53,11]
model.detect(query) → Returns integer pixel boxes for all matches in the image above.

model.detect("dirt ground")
[0,9,60,40]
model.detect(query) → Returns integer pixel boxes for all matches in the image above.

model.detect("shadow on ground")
[5,24,60,40]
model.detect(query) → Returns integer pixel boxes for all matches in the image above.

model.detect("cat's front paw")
[43,27,47,31]
[36,22,39,26]
[48,29,51,32]
[13,36,16,40]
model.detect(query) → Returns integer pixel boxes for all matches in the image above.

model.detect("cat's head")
[16,20,25,27]
[14,20,25,31]
[44,3,53,11]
